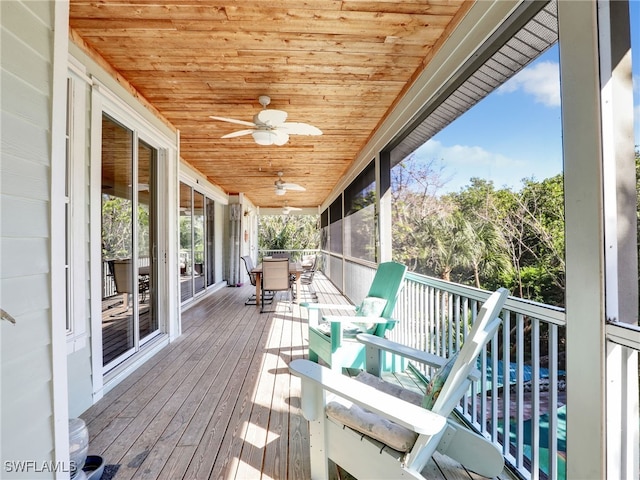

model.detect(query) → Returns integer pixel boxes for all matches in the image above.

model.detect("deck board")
[81,274,511,480]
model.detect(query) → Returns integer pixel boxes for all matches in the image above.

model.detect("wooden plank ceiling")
[69,0,472,209]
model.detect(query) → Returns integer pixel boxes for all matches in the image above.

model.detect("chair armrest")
[356,334,481,381]
[300,303,357,312]
[357,333,448,369]
[321,315,391,324]
[301,303,357,328]
[289,359,446,435]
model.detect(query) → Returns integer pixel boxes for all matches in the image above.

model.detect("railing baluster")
[548,323,559,480]
[531,319,540,480]
[491,329,499,441]
[470,299,479,426]
[502,311,512,460]
[516,313,525,472]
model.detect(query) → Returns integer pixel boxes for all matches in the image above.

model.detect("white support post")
[51,1,71,477]
[558,1,606,478]
[597,1,639,478]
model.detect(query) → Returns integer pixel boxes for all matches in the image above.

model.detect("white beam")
[558,1,606,478]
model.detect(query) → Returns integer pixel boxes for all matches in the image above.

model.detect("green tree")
[102,194,132,258]
[447,178,512,289]
[424,209,475,282]
[259,214,319,253]
[391,155,451,272]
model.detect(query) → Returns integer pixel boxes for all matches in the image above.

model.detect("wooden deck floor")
[82,274,510,480]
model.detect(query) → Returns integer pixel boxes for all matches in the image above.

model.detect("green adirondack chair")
[301,261,407,371]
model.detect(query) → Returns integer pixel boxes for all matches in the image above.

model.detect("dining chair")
[241,255,273,306]
[260,257,293,313]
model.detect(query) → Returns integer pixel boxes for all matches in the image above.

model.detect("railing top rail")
[259,249,320,252]
[405,271,566,327]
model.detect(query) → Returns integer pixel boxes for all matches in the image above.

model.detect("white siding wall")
[1,1,66,477]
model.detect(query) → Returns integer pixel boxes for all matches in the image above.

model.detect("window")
[65,68,89,350]
[320,209,329,252]
[329,196,343,255]
[179,181,218,304]
[343,161,376,262]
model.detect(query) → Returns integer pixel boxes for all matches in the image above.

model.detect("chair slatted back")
[431,288,509,416]
[364,261,407,320]
[261,258,291,291]
[241,255,256,286]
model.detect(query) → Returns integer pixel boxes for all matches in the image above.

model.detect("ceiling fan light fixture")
[252,130,277,145]
[274,187,286,196]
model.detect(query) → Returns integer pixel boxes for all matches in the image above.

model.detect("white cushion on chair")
[325,372,423,452]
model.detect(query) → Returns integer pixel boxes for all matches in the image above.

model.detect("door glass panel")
[179,182,193,302]
[206,197,216,287]
[101,115,135,366]
[138,139,158,342]
[194,191,205,294]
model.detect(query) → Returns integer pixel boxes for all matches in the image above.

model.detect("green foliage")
[259,214,319,251]
[102,194,132,258]
[102,194,152,260]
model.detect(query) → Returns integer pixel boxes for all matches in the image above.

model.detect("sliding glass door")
[179,181,217,305]
[101,114,159,369]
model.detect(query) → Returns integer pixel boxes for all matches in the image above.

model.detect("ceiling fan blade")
[282,182,306,191]
[209,116,256,127]
[255,109,287,127]
[273,130,290,146]
[279,122,322,136]
[221,129,254,139]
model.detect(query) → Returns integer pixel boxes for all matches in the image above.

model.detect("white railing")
[332,258,567,480]
[390,271,566,480]
[259,249,320,263]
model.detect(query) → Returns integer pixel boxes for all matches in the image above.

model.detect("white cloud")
[416,139,524,169]
[413,140,530,192]
[498,61,560,107]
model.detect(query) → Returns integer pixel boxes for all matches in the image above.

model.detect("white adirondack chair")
[289,287,509,479]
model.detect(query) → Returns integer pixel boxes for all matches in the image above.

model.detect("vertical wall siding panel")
[1,0,56,475]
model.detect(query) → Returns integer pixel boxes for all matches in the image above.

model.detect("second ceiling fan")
[274,172,305,196]
[210,96,322,146]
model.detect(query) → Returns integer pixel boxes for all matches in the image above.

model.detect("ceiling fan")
[274,172,305,196]
[210,95,322,146]
[282,202,302,215]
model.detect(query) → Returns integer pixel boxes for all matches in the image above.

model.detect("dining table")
[251,261,304,306]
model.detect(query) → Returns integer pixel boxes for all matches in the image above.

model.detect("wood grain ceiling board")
[70,0,472,208]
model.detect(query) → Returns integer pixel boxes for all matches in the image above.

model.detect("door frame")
[89,78,177,400]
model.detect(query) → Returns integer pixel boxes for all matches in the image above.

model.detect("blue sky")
[412,5,640,195]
